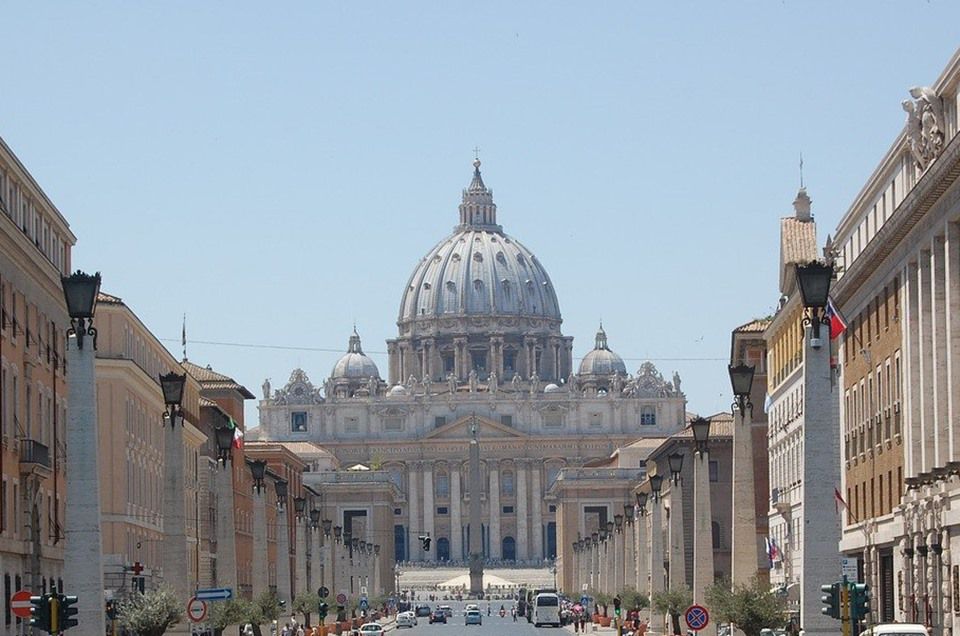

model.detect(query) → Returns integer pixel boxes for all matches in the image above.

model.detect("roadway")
[394,600,567,636]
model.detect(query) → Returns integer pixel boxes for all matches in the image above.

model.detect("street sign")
[195,588,232,601]
[841,557,859,583]
[685,605,709,632]
[360,586,367,595]
[187,598,208,623]
[11,590,32,619]
[336,593,347,604]
[580,595,589,607]
[318,587,330,599]
[359,598,369,611]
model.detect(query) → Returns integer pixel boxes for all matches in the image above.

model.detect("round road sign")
[685,605,709,631]
[11,590,33,619]
[318,587,330,599]
[336,593,347,604]
[187,597,208,623]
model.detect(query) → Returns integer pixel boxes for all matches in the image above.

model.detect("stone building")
[255,160,688,566]
[0,134,76,634]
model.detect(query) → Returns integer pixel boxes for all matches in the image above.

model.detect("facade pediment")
[423,414,529,440]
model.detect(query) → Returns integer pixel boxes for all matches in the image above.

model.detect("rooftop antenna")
[181,313,187,361]
[799,152,805,189]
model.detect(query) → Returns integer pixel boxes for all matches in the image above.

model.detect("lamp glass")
[322,518,333,535]
[614,514,623,528]
[159,372,187,407]
[61,271,101,319]
[728,363,755,397]
[649,474,663,495]
[214,425,235,453]
[624,503,634,519]
[636,492,648,508]
[293,497,306,515]
[667,452,684,476]
[605,520,614,533]
[690,417,711,445]
[309,508,321,524]
[795,261,833,308]
[249,459,267,482]
[275,480,289,500]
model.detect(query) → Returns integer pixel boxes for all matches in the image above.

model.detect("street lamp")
[322,518,333,537]
[606,520,614,536]
[667,452,684,485]
[214,423,235,465]
[248,459,267,493]
[649,474,664,502]
[374,544,380,556]
[275,479,289,508]
[61,270,101,349]
[334,525,342,543]
[309,508,321,529]
[159,372,187,427]
[635,492,648,516]
[591,531,599,546]
[624,503,634,523]
[728,363,755,414]
[293,496,307,519]
[795,261,834,339]
[690,417,711,456]
[614,514,624,533]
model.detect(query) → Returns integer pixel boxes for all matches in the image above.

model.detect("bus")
[532,592,561,628]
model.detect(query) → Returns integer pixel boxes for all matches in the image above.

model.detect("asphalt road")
[396,600,566,636]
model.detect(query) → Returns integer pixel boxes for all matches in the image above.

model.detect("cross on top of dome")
[459,158,499,230]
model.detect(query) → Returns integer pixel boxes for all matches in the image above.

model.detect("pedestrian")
[580,613,587,632]
[296,624,304,636]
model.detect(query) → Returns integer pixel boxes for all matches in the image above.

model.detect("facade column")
[489,463,501,558]
[591,539,599,591]
[732,403,759,585]
[276,503,292,607]
[64,336,106,636]
[423,464,435,561]
[294,516,307,598]
[454,337,468,381]
[693,450,716,636]
[636,510,649,597]
[451,464,463,560]
[516,460,529,561]
[252,490,268,598]
[614,528,624,594]
[649,499,664,596]
[310,526,322,593]
[668,480,686,589]
[532,465,544,560]
[624,517,636,598]
[489,336,503,379]
[423,339,435,381]
[387,342,398,387]
[162,419,190,603]
[215,465,239,591]
[408,463,421,561]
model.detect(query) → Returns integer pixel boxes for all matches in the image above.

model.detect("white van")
[862,625,928,636]
[532,593,561,627]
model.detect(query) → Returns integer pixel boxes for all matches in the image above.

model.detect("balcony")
[19,439,51,477]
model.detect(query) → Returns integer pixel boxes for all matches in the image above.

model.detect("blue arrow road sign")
[196,588,233,601]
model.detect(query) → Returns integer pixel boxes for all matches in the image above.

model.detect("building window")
[589,413,602,428]
[640,406,656,425]
[436,471,450,498]
[503,349,517,374]
[384,417,403,432]
[434,416,447,428]
[394,508,402,515]
[712,521,721,549]
[500,415,513,427]
[709,460,719,482]
[291,412,307,432]
[548,505,556,513]
[436,506,449,515]
[501,471,514,496]
[443,354,455,375]
[344,417,359,433]
[471,351,487,374]
[502,505,514,514]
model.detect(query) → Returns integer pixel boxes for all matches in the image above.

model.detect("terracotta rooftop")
[780,216,818,267]
[96,291,124,305]
[674,412,734,439]
[734,318,772,333]
[183,360,255,398]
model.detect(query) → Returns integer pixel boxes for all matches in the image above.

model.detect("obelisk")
[468,418,484,595]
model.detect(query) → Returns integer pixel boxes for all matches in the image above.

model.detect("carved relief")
[903,86,945,171]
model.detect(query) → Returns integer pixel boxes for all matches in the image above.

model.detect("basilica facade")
[255,160,687,564]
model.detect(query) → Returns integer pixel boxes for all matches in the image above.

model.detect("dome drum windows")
[640,406,656,426]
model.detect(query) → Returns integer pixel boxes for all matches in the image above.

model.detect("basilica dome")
[578,326,627,376]
[331,329,380,380]
[398,160,561,326]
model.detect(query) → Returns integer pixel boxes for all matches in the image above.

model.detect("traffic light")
[319,602,329,621]
[851,584,871,622]
[59,594,80,631]
[30,595,51,633]
[613,596,621,617]
[106,599,118,620]
[821,582,840,619]
[419,535,431,551]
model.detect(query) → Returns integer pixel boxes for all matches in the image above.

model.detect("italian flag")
[229,417,244,450]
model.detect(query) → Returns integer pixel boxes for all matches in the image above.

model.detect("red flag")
[834,487,847,513]
[826,297,847,341]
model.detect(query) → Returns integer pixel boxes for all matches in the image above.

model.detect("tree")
[706,578,788,636]
[293,591,320,628]
[209,599,251,636]
[593,591,612,616]
[652,586,692,636]
[117,586,183,636]
[619,587,649,612]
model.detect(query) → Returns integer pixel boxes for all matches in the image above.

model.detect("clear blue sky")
[2,3,958,427]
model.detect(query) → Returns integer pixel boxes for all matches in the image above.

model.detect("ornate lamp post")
[309,509,322,591]
[275,480,292,606]
[666,451,686,589]
[623,503,637,597]
[249,460,269,597]
[160,370,190,604]
[160,372,187,427]
[62,271,106,636]
[213,417,238,590]
[690,416,715,636]
[795,261,841,636]
[648,473,665,596]
[635,492,649,596]
[294,495,308,597]
[729,362,759,585]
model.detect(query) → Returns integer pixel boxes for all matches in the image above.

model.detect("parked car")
[439,605,453,618]
[465,610,482,626]
[396,612,418,628]
[359,624,385,636]
[416,605,433,617]
[430,609,447,624]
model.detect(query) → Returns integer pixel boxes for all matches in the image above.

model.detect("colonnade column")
[489,336,503,379]
[451,466,463,560]
[624,516,636,597]
[669,482,686,589]
[251,488,268,597]
[636,510,648,597]
[693,447,716,636]
[614,525,624,594]
[489,464,501,558]
[454,337,468,380]
[531,466,543,560]
[162,417,189,602]
[294,514,307,597]
[591,538,599,591]
[423,464,435,560]
[516,460,529,561]
[649,499,664,596]
[276,503,292,607]
[408,463,421,561]
[216,464,239,591]
[310,525,322,593]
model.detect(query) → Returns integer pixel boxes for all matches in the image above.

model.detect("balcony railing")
[19,439,51,473]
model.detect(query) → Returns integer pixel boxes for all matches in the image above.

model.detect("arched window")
[502,536,516,561]
[437,537,450,561]
[501,470,514,496]
[640,406,656,425]
[436,471,450,498]
[712,521,722,549]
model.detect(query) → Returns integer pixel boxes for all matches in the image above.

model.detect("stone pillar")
[162,418,190,604]
[598,539,607,594]
[516,461,529,561]
[454,337,468,381]
[624,517,636,598]
[423,464,435,560]
[276,504,292,606]
[800,325,841,636]
[732,404,759,585]
[468,435,484,595]
[252,490,269,597]
[451,465,463,560]
[693,449,716,636]
[294,517,307,598]
[408,463,421,561]
[649,500,664,595]
[532,465,544,560]
[591,540,599,591]
[216,464,239,590]
[64,336,106,636]
[423,339,435,381]
[636,511,648,596]
[489,463,501,558]
[490,337,503,379]
[668,479,686,589]
[387,342,398,387]
[614,528,624,594]
[310,527,323,593]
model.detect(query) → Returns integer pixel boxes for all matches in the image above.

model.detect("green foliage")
[705,578,788,636]
[652,587,693,636]
[254,591,283,624]
[209,599,251,633]
[618,587,649,611]
[592,591,612,615]
[292,592,320,627]
[117,586,183,636]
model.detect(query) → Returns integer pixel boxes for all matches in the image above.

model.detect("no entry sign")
[685,605,709,632]
[11,590,33,619]
[187,597,208,623]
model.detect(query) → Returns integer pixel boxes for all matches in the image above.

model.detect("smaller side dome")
[386,384,408,397]
[544,383,562,393]
[331,329,381,380]
[578,325,628,376]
